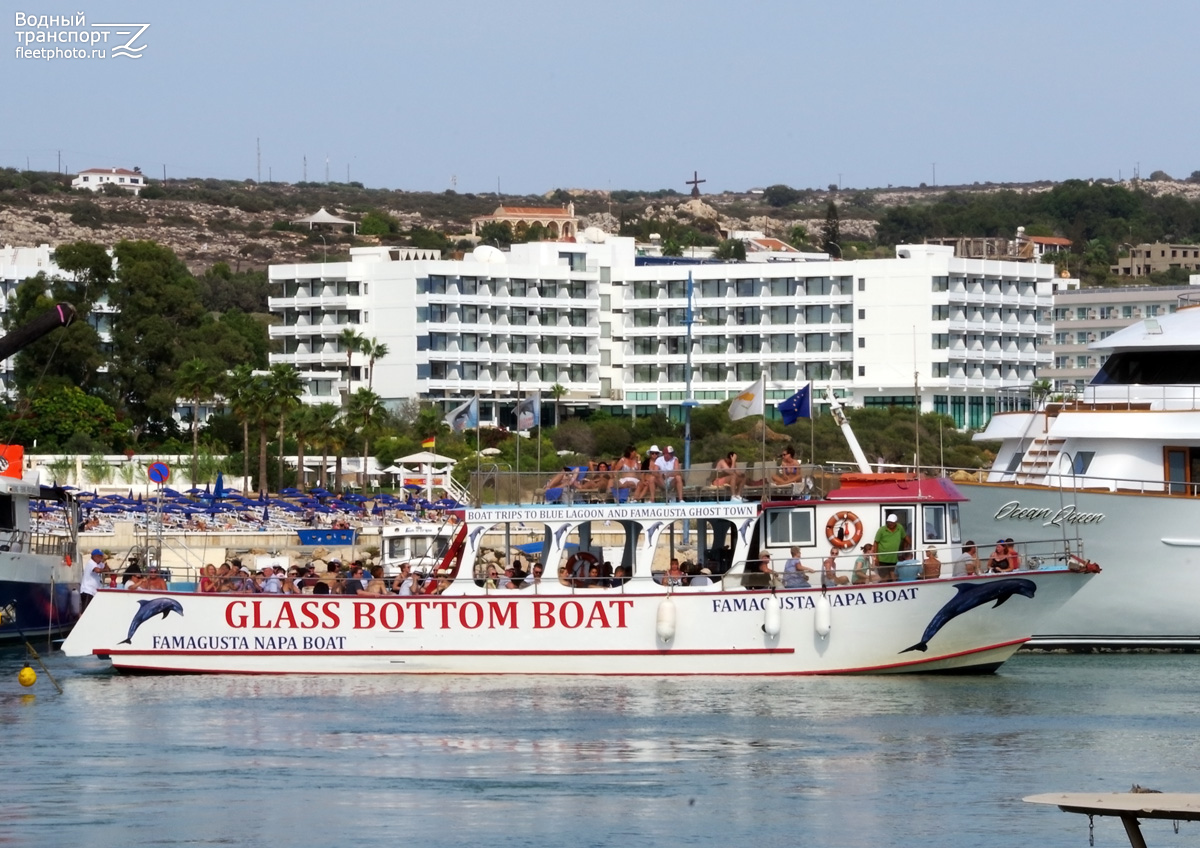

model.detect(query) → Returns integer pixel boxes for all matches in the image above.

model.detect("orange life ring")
[825,511,863,550]
[565,551,598,576]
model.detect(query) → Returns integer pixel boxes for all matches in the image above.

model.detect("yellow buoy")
[18,665,36,687]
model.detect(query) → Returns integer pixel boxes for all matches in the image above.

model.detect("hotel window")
[701,307,723,326]
[570,279,587,298]
[736,364,756,381]
[933,362,949,377]
[461,277,478,295]
[735,306,760,325]
[667,364,686,382]
[932,333,949,349]
[634,310,655,328]
[1100,306,1115,319]
[700,336,723,354]
[858,337,865,348]
[1075,331,1088,344]
[428,276,447,295]
[931,276,949,292]
[1076,355,1090,368]
[737,280,758,297]
[858,365,865,376]
[858,308,866,319]
[1054,332,1068,345]
[510,279,527,297]
[1122,305,1133,318]
[667,279,686,298]
[701,279,723,298]
[633,281,656,300]
[461,362,478,379]
[771,362,797,380]
[769,305,795,324]
[430,362,447,380]
[805,277,832,296]
[769,278,793,297]
[735,335,760,354]
[511,363,528,381]
[858,278,865,291]
[1147,305,1161,316]
[634,338,655,356]
[429,333,448,351]
[461,334,478,352]
[429,304,447,322]
[701,364,723,382]
[932,305,949,320]
[769,334,791,353]
[510,336,527,354]
[805,304,832,324]
[633,365,655,383]
[1075,307,1088,319]
[461,305,478,323]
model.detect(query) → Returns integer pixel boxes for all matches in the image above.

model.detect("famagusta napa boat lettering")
[993,501,1105,526]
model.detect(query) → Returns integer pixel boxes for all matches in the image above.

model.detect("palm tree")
[360,337,390,390]
[348,388,387,488]
[550,382,567,427]
[288,404,319,493]
[227,364,259,492]
[174,358,220,487]
[309,402,341,490]
[267,363,304,493]
[339,327,364,402]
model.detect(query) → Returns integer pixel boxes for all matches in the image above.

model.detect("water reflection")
[1,649,1198,847]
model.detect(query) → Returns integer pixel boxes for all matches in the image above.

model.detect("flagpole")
[760,372,767,484]
[475,394,481,493]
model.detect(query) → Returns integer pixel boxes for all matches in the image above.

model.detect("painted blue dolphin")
[468,526,486,547]
[901,578,1037,653]
[120,597,184,644]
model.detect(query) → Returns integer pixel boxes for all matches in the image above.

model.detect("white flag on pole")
[728,376,765,421]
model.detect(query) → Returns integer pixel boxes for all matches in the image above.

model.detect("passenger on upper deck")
[543,466,580,502]
[714,452,746,502]
[634,447,662,502]
[771,446,802,486]
[614,445,641,499]
[654,446,685,503]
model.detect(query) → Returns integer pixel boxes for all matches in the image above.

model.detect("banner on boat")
[0,444,23,478]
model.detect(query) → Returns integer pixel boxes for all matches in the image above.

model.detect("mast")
[827,390,872,473]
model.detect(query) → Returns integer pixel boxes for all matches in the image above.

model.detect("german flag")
[421,436,436,450]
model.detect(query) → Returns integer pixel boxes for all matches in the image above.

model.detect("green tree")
[348,388,387,487]
[359,210,399,236]
[267,363,304,492]
[6,386,127,451]
[822,201,841,253]
[715,239,746,260]
[174,358,221,486]
[763,184,801,208]
[288,403,323,492]
[339,327,364,400]
[107,240,208,437]
[227,364,260,492]
[550,383,567,427]
[359,337,389,390]
[477,221,514,247]
[309,402,342,490]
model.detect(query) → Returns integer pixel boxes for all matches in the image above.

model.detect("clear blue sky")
[5,0,1197,195]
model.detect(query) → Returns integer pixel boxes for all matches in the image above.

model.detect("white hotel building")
[267,240,1055,430]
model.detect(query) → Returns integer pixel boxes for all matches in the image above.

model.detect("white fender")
[814,593,832,638]
[762,594,781,637]
[656,596,677,643]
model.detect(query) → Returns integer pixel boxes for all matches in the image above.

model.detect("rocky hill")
[1,170,1197,272]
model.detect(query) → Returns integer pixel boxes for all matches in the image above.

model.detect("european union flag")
[778,385,812,425]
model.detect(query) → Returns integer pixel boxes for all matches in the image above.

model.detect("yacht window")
[922,505,947,543]
[1072,452,1095,474]
[765,507,815,547]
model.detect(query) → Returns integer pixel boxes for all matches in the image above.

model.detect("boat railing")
[0,527,70,558]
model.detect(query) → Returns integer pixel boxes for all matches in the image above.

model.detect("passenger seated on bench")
[634,446,663,502]
[714,452,746,501]
[543,467,580,502]
[771,446,802,486]
[783,545,815,589]
[613,445,641,500]
[744,553,781,589]
[654,446,685,502]
[822,547,850,587]
[577,461,613,496]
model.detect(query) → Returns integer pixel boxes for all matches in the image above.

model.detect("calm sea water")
[2,648,1197,848]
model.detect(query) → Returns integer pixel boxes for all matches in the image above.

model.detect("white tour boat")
[62,485,1096,675]
[959,296,1200,648]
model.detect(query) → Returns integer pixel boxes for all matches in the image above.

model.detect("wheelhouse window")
[764,507,815,547]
